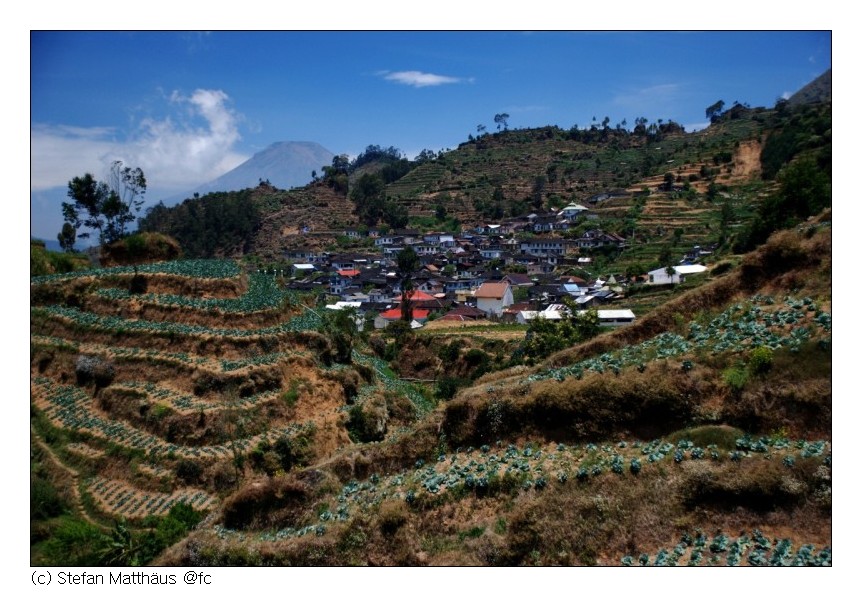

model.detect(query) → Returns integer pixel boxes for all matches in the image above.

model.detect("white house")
[474,282,514,315]
[647,264,708,285]
[516,303,568,324]
[291,263,316,276]
[560,202,589,219]
[595,309,636,326]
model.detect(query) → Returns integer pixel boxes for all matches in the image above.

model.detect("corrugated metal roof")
[596,309,636,319]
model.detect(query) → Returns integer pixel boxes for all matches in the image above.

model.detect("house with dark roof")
[520,239,568,257]
[576,230,627,250]
[532,215,559,233]
[502,273,534,287]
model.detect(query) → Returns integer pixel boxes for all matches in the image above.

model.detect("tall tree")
[494,113,510,131]
[350,173,386,226]
[705,100,726,123]
[57,222,77,252]
[60,161,147,247]
[396,246,420,322]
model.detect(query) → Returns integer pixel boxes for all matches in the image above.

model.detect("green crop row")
[31,259,241,284]
[621,529,830,566]
[524,295,831,384]
[111,381,281,413]
[95,273,291,314]
[33,303,326,341]
[32,378,312,461]
[86,477,217,518]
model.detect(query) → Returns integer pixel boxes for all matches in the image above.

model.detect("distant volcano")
[184,141,335,197]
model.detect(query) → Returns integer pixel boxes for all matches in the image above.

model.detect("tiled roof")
[475,282,511,299]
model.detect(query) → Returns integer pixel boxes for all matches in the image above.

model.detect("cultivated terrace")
[31,95,831,566]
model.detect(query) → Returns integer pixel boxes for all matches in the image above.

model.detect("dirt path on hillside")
[31,427,110,530]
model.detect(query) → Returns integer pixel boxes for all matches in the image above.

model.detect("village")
[270,202,713,330]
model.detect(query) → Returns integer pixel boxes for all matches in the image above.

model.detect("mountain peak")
[186,141,335,197]
[788,68,831,106]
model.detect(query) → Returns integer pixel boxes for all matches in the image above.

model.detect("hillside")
[32,74,832,566]
[30,218,831,566]
[138,99,830,277]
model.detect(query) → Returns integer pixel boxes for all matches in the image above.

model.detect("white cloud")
[30,125,118,191]
[503,105,549,113]
[30,88,248,194]
[781,91,792,100]
[380,70,469,88]
[612,83,682,109]
[684,121,711,132]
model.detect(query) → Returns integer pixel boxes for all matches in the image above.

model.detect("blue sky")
[30,31,831,241]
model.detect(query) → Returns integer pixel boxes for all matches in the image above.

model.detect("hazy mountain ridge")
[183,141,335,198]
[788,68,831,107]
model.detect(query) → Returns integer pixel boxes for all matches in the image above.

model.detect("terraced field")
[30,259,426,543]
[31,225,832,566]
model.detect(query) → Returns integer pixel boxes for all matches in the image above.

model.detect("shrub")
[748,346,773,375]
[463,349,491,379]
[435,376,468,401]
[129,274,148,295]
[281,380,301,406]
[101,232,182,267]
[31,477,68,520]
[176,459,202,483]
[378,501,408,535]
[75,355,115,389]
[723,365,749,395]
[273,435,311,471]
[347,397,388,443]
[710,261,733,277]
[40,518,112,566]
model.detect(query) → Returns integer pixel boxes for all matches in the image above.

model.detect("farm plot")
[108,381,282,414]
[220,435,829,542]
[524,294,831,384]
[31,259,242,285]
[65,442,106,460]
[31,378,315,460]
[85,476,218,519]
[94,273,293,315]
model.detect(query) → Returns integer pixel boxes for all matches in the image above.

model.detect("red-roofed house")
[393,290,438,302]
[374,308,431,329]
[474,282,514,315]
[393,289,444,310]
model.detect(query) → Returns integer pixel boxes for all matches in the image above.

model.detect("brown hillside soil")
[250,184,359,259]
[421,319,527,341]
[732,139,762,179]
[80,293,297,329]
[158,440,831,566]
[31,273,247,306]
